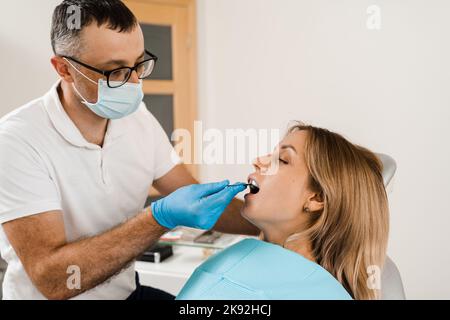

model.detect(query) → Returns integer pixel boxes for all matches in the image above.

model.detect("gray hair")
[51,0,138,57]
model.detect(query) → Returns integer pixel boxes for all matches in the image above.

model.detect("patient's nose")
[253,154,272,171]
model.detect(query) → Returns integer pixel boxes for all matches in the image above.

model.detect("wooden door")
[124,0,198,177]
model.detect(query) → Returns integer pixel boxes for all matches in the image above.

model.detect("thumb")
[207,183,246,204]
[193,180,230,198]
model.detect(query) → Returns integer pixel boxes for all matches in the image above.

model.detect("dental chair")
[376,153,406,300]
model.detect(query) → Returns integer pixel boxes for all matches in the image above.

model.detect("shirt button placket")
[100,150,107,185]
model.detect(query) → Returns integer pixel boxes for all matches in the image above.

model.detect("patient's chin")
[241,201,259,222]
[241,208,256,225]
[240,203,252,219]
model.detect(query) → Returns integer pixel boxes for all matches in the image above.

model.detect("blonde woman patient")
[177,123,389,300]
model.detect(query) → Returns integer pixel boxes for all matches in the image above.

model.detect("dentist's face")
[242,131,315,232]
[66,23,145,104]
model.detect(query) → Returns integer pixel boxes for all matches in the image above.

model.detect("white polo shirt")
[0,82,179,300]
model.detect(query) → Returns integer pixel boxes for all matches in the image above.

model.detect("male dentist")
[0,0,258,300]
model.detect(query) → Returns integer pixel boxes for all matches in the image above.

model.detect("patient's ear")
[306,191,324,213]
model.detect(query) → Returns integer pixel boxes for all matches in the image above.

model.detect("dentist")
[0,0,258,300]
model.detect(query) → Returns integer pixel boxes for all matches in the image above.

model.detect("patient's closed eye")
[277,149,290,164]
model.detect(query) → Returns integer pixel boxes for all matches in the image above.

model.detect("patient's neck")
[261,230,316,263]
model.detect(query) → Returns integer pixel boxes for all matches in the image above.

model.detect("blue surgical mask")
[65,58,144,120]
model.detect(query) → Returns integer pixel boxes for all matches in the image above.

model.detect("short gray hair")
[51,0,138,57]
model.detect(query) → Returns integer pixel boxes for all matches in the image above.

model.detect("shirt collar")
[43,81,127,149]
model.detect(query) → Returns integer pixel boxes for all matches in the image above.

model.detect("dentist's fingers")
[206,183,246,205]
[190,180,230,198]
[227,182,248,188]
[196,184,247,230]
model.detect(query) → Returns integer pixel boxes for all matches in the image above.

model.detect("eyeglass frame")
[61,49,158,88]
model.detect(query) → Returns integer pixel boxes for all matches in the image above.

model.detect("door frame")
[124,0,198,179]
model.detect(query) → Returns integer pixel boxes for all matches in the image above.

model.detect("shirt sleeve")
[141,105,181,181]
[0,133,62,224]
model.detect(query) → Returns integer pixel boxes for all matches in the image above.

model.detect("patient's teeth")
[249,180,260,194]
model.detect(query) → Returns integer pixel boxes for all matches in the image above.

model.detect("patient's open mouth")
[247,178,260,194]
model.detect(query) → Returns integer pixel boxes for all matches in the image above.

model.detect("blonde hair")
[282,122,389,300]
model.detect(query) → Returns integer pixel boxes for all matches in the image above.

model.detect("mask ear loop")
[63,58,98,85]
[63,58,99,104]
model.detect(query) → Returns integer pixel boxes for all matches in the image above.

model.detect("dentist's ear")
[50,56,74,83]
[304,191,324,213]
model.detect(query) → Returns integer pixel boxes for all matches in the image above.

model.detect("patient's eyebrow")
[280,144,297,154]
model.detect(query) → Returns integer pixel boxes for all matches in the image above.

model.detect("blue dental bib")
[177,238,352,300]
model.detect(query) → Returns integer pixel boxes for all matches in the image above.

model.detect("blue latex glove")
[151,180,247,230]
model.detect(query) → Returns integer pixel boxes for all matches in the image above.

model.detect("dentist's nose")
[128,70,140,84]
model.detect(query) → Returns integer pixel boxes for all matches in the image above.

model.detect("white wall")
[197,0,450,299]
[1,0,449,300]
[0,0,60,114]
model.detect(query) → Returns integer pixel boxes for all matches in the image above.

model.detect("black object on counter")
[138,244,173,263]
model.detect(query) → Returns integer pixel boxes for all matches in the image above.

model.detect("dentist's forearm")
[33,208,166,300]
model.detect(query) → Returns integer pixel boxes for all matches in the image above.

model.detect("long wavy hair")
[282,122,389,300]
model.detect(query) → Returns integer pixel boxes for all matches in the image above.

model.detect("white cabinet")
[134,245,209,296]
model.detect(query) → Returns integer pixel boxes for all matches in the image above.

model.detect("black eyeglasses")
[62,50,158,88]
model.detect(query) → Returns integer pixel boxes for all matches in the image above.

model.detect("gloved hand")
[150,180,246,230]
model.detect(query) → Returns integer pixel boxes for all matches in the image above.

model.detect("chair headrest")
[375,153,397,187]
